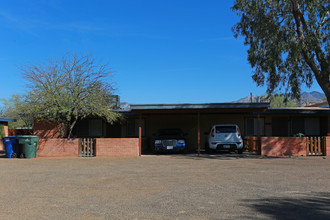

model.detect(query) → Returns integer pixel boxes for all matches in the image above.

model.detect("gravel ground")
[0,152,330,219]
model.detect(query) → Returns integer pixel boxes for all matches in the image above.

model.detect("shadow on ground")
[143,152,287,160]
[0,150,6,158]
[241,192,330,219]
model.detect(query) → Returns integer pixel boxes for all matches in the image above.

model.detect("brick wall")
[325,136,330,156]
[96,138,139,156]
[37,139,79,157]
[34,120,62,138]
[261,137,307,156]
[9,129,33,136]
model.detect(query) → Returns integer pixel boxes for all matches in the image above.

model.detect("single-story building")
[33,102,330,156]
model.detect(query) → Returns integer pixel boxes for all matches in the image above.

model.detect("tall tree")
[232,0,330,105]
[20,52,120,138]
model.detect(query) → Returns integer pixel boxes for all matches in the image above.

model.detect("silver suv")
[206,124,243,154]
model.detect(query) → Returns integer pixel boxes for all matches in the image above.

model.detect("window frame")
[245,117,265,136]
[126,118,145,137]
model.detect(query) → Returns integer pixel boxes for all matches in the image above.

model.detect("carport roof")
[129,102,270,114]
[264,107,330,115]
[0,117,17,123]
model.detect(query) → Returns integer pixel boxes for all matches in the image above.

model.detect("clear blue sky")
[0,0,323,104]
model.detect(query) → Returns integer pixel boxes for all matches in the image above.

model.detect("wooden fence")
[79,138,96,157]
[306,136,324,156]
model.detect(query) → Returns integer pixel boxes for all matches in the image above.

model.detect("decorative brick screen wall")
[261,137,307,156]
[96,138,139,156]
[37,139,79,157]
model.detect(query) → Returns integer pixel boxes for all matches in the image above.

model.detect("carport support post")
[139,114,142,156]
[257,113,260,137]
[197,111,200,156]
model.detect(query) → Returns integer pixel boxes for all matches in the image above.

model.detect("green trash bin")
[17,136,40,158]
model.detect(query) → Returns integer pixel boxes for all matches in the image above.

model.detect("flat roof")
[0,117,17,123]
[264,107,330,115]
[129,102,270,114]
[130,102,270,110]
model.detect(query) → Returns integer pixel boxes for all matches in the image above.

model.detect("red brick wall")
[325,136,330,156]
[0,142,4,151]
[37,139,79,157]
[34,120,62,138]
[261,137,307,156]
[96,138,139,156]
[9,129,33,136]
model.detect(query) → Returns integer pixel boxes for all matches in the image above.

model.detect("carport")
[130,103,270,155]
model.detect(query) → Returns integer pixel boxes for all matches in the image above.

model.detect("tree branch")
[317,11,329,33]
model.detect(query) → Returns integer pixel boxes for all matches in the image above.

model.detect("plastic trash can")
[17,136,40,158]
[2,136,20,158]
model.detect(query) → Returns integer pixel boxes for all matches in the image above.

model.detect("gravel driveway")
[0,152,330,219]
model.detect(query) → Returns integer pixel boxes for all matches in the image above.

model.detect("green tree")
[232,0,330,105]
[20,52,120,138]
[1,94,33,130]
[269,94,298,107]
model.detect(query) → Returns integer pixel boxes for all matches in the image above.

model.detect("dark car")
[153,128,186,153]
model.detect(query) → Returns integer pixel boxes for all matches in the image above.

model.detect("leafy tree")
[269,94,298,107]
[20,52,120,138]
[232,0,330,105]
[1,94,33,130]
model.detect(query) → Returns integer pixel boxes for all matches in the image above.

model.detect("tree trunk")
[324,87,330,108]
[313,70,330,107]
[67,119,78,138]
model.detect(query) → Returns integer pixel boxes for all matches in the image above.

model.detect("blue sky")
[0,0,323,104]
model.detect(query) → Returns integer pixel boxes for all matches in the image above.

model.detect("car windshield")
[157,129,184,137]
[215,126,236,133]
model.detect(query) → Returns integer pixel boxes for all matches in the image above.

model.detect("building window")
[75,118,104,137]
[245,118,264,136]
[127,119,145,137]
[305,118,320,136]
[89,119,103,137]
[290,117,320,136]
[272,117,289,137]
[291,118,305,135]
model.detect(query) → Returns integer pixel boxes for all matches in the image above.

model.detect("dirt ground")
[0,152,330,219]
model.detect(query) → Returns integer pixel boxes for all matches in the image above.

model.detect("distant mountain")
[234,91,325,106]
[234,94,255,103]
[300,91,325,105]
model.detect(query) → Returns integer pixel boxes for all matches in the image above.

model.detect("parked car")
[206,124,243,154]
[153,128,186,153]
